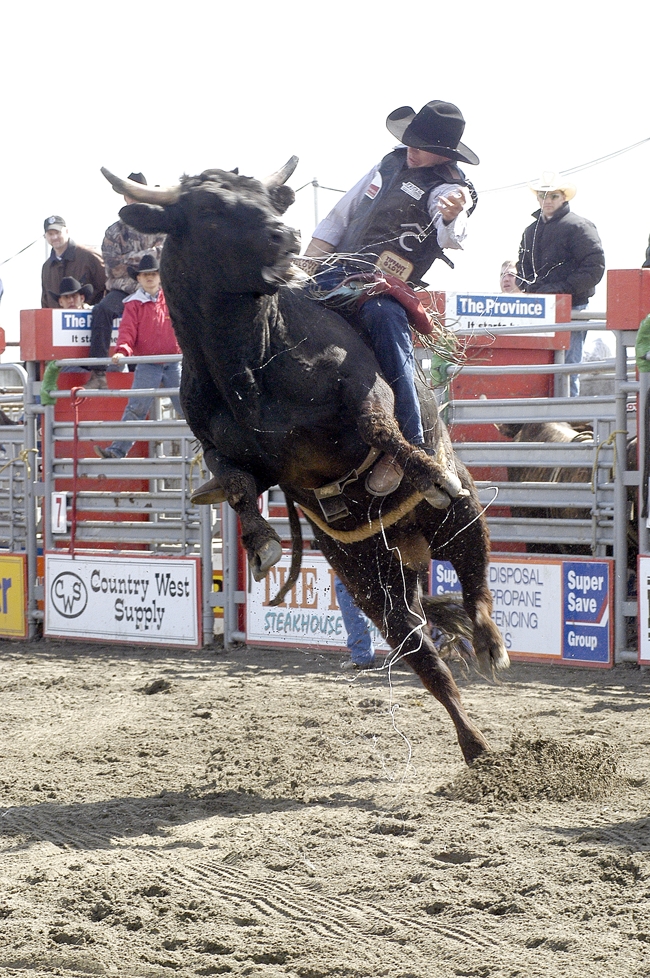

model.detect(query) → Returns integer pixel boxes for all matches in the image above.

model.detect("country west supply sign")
[45,553,201,647]
[444,292,566,331]
[247,553,389,651]
[431,556,612,666]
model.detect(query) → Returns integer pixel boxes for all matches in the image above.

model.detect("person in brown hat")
[516,171,605,396]
[303,100,478,498]
[85,172,167,390]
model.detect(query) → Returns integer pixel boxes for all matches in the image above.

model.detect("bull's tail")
[420,594,479,671]
[267,494,303,607]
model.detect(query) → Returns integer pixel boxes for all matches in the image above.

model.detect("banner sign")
[637,555,650,665]
[247,553,389,651]
[431,556,612,666]
[0,554,27,638]
[51,309,119,349]
[45,553,201,647]
[445,292,559,331]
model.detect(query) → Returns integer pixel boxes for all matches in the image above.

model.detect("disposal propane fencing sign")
[445,292,560,331]
[431,556,612,666]
[45,553,201,647]
[246,553,389,651]
[637,555,650,665]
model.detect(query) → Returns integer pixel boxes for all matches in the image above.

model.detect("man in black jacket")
[517,172,604,396]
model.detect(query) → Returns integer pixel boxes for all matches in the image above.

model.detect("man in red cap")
[304,100,478,497]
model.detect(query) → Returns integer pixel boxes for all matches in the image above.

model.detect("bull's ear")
[119,203,184,234]
[267,185,295,215]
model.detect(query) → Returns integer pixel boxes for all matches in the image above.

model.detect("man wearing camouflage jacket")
[85,172,166,389]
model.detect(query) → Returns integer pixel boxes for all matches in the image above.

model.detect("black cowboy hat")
[127,253,160,280]
[49,276,93,300]
[113,171,147,194]
[386,101,479,166]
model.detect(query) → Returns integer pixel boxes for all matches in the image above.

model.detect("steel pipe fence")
[0,318,642,662]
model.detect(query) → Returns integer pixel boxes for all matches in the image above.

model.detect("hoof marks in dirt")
[138,678,172,695]
[440,733,622,803]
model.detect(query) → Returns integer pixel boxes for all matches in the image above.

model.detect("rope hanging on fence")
[69,387,86,557]
[0,447,38,478]
[590,430,627,493]
[188,450,206,494]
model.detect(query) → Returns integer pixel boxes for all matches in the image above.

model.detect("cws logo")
[562,561,611,663]
[51,572,88,618]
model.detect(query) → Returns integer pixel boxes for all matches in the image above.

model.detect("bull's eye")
[269,230,283,245]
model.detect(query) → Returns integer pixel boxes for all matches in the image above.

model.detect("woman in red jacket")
[94,255,183,459]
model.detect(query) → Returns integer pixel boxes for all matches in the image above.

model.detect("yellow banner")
[0,555,27,637]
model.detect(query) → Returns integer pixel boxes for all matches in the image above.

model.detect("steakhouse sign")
[45,553,201,647]
[246,553,389,651]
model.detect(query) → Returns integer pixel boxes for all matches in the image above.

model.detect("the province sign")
[246,553,389,651]
[445,292,567,330]
[51,309,119,348]
[45,553,201,647]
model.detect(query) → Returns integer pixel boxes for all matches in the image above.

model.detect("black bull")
[102,160,508,764]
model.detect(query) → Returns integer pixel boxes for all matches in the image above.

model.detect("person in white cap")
[516,172,604,396]
[41,215,106,309]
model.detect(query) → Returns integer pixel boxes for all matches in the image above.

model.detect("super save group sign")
[432,556,612,665]
[45,553,201,647]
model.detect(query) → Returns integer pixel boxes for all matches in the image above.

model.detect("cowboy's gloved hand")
[438,190,465,224]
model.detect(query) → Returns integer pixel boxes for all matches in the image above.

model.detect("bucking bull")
[101,159,508,764]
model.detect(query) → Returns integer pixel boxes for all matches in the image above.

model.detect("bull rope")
[299,490,424,543]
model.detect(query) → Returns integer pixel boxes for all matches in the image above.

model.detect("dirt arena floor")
[1,638,650,978]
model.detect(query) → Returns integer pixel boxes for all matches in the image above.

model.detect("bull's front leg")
[201,449,281,581]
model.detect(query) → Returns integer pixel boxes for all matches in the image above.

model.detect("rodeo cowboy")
[304,99,478,498]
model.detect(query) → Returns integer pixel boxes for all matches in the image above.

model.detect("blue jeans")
[309,267,424,444]
[108,361,183,458]
[335,576,375,665]
[566,304,588,397]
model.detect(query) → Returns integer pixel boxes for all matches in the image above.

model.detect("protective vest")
[336,149,475,284]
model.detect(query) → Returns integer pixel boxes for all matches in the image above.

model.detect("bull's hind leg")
[318,538,489,764]
[432,493,509,675]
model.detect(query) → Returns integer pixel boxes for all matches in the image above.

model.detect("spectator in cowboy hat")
[302,99,477,501]
[94,254,183,459]
[516,171,604,396]
[41,215,106,309]
[85,171,167,390]
[48,276,93,310]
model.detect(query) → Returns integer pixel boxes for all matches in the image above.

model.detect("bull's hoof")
[250,539,283,581]
[460,730,490,766]
[190,476,227,506]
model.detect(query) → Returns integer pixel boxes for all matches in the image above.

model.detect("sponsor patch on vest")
[365,171,382,199]
[400,181,425,201]
[376,250,414,283]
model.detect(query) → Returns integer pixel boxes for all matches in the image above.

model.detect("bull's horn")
[100,167,182,205]
[262,156,299,187]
